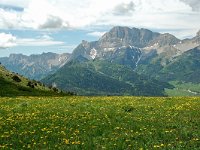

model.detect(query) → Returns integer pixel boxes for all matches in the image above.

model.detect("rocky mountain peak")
[150,33,180,46]
[9,53,27,61]
[106,26,132,38]
[81,40,93,49]
[82,40,89,45]
[99,26,160,48]
[70,26,183,67]
[9,53,24,57]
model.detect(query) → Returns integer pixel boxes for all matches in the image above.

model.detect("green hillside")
[136,46,200,96]
[0,65,67,97]
[137,46,200,82]
[160,46,200,83]
[42,60,172,96]
[157,47,200,96]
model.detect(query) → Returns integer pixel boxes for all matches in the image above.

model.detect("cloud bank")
[0,32,65,49]
[0,0,199,38]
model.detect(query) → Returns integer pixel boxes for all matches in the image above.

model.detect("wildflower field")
[0,96,200,149]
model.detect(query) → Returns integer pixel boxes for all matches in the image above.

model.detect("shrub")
[18,86,31,92]
[52,87,59,92]
[27,81,35,88]
[66,91,77,96]
[38,81,42,86]
[12,75,21,82]
[122,105,135,112]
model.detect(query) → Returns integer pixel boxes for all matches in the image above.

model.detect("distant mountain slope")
[0,52,70,80]
[0,65,65,97]
[160,46,200,83]
[137,45,200,83]
[136,45,200,96]
[42,60,172,96]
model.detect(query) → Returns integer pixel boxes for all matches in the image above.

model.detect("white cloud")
[87,31,106,37]
[0,8,22,29]
[180,0,200,11]
[39,15,69,29]
[16,35,65,46]
[0,33,16,49]
[0,32,65,49]
[0,0,199,38]
[113,1,135,16]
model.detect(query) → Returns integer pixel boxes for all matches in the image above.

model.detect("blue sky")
[0,0,200,57]
[0,29,104,56]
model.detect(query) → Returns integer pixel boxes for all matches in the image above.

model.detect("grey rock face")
[98,26,160,48]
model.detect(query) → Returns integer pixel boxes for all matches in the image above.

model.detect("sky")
[0,0,200,57]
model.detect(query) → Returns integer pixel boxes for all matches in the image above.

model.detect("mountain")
[68,26,183,69]
[98,26,160,48]
[43,26,184,96]
[43,26,200,96]
[136,30,200,80]
[135,30,200,96]
[0,64,68,97]
[0,52,70,80]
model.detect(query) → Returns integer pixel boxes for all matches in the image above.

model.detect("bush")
[66,91,77,96]
[38,81,42,86]
[52,87,59,92]
[27,81,35,88]
[12,75,21,82]
[122,105,135,112]
[18,86,31,92]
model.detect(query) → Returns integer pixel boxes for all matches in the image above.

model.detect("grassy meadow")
[0,96,200,149]
[165,81,200,96]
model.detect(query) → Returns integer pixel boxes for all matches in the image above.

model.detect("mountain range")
[0,52,70,80]
[1,26,200,96]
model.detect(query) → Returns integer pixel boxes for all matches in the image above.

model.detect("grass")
[165,81,200,96]
[0,65,69,97]
[0,96,200,149]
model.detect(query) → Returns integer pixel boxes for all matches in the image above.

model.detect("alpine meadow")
[0,97,200,149]
[0,0,200,149]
